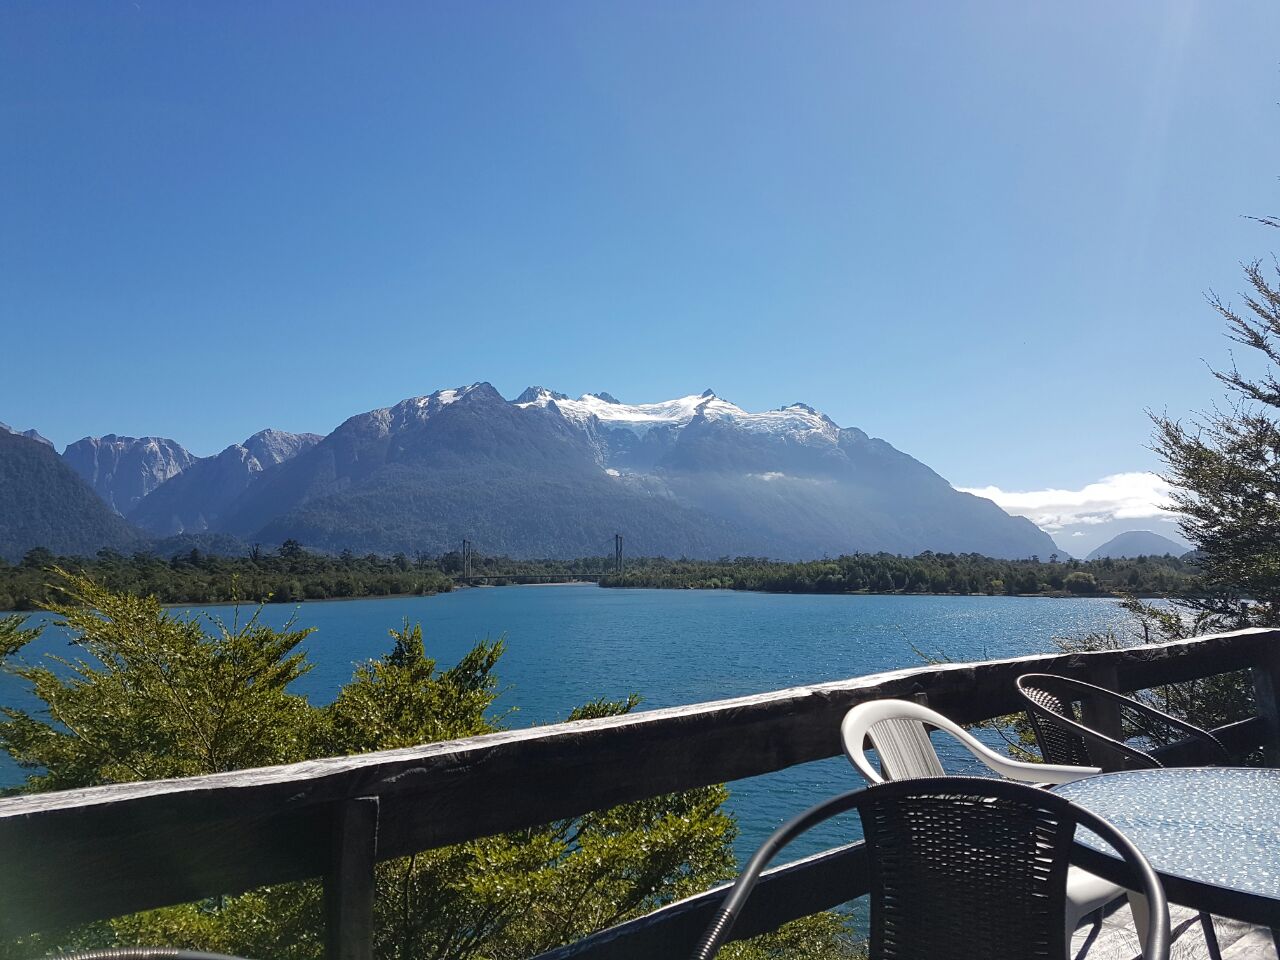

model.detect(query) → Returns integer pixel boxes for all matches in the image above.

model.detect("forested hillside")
[0,431,140,561]
[598,553,1199,597]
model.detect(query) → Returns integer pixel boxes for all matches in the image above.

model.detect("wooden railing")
[2,627,1278,959]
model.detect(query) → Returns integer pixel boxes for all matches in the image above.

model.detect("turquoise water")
[1,585,1133,864]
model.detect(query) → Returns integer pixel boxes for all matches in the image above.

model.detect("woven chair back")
[691,777,1170,960]
[1020,682,1095,767]
[861,785,1075,960]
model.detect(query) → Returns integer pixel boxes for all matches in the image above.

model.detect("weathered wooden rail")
[2,627,1278,958]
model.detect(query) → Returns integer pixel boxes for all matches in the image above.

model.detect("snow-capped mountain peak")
[514,388,847,447]
[75,380,1062,561]
[517,389,738,436]
[363,383,494,436]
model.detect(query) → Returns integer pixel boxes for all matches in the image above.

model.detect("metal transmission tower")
[613,533,624,575]
[461,539,473,579]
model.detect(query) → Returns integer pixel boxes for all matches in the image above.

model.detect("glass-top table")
[1053,767,1280,927]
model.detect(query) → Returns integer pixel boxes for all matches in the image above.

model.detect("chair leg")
[1070,907,1104,960]
[1199,912,1221,960]
[1140,903,1220,960]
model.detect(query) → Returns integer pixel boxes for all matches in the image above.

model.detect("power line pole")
[461,539,472,580]
[614,533,624,575]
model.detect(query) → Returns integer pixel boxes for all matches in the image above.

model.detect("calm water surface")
[2,585,1133,864]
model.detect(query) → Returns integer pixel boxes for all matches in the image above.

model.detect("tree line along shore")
[0,541,1200,611]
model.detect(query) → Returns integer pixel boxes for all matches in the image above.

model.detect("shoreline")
[154,578,597,609]
[2,580,1195,615]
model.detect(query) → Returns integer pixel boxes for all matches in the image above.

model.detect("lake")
[1,585,1135,864]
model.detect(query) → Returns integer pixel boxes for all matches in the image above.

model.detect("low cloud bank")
[957,472,1176,532]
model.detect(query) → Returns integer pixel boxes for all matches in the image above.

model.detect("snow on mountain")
[516,387,710,434]
[515,387,841,446]
[360,384,484,437]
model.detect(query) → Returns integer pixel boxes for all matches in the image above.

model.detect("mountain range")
[0,386,1065,561]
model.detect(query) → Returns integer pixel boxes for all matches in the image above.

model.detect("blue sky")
[3,1,1279,523]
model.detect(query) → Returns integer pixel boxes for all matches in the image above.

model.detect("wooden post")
[1250,640,1280,766]
[1081,664,1124,771]
[325,797,380,960]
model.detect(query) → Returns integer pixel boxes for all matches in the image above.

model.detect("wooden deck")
[2,626,1278,959]
[1073,903,1277,960]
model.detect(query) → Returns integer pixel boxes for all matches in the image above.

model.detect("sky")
[3,1,1280,551]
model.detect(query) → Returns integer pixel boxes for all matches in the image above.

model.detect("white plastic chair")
[840,699,1137,946]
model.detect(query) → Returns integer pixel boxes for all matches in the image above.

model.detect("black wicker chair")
[691,777,1170,960]
[1016,673,1230,771]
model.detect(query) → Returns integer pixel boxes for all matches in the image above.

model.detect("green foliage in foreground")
[599,553,1200,598]
[0,573,860,960]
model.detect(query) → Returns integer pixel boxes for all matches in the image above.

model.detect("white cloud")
[957,472,1176,532]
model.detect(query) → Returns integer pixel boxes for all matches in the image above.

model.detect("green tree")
[1027,237,1280,739]
[0,571,315,789]
[0,574,856,959]
[1062,571,1097,595]
[978,236,1280,757]
[1154,247,1280,626]
[0,613,40,660]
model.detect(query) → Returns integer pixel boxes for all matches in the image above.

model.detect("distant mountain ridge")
[129,429,322,535]
[63,434,197,514]
[1086,530,1190,560]
[0,422,53,449]
[1,385,1066,560]
[186,383,1059,559]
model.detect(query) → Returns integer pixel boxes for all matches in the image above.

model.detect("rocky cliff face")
[61,434,197,514]
[243,428,323,467]
[128,429,321,535]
